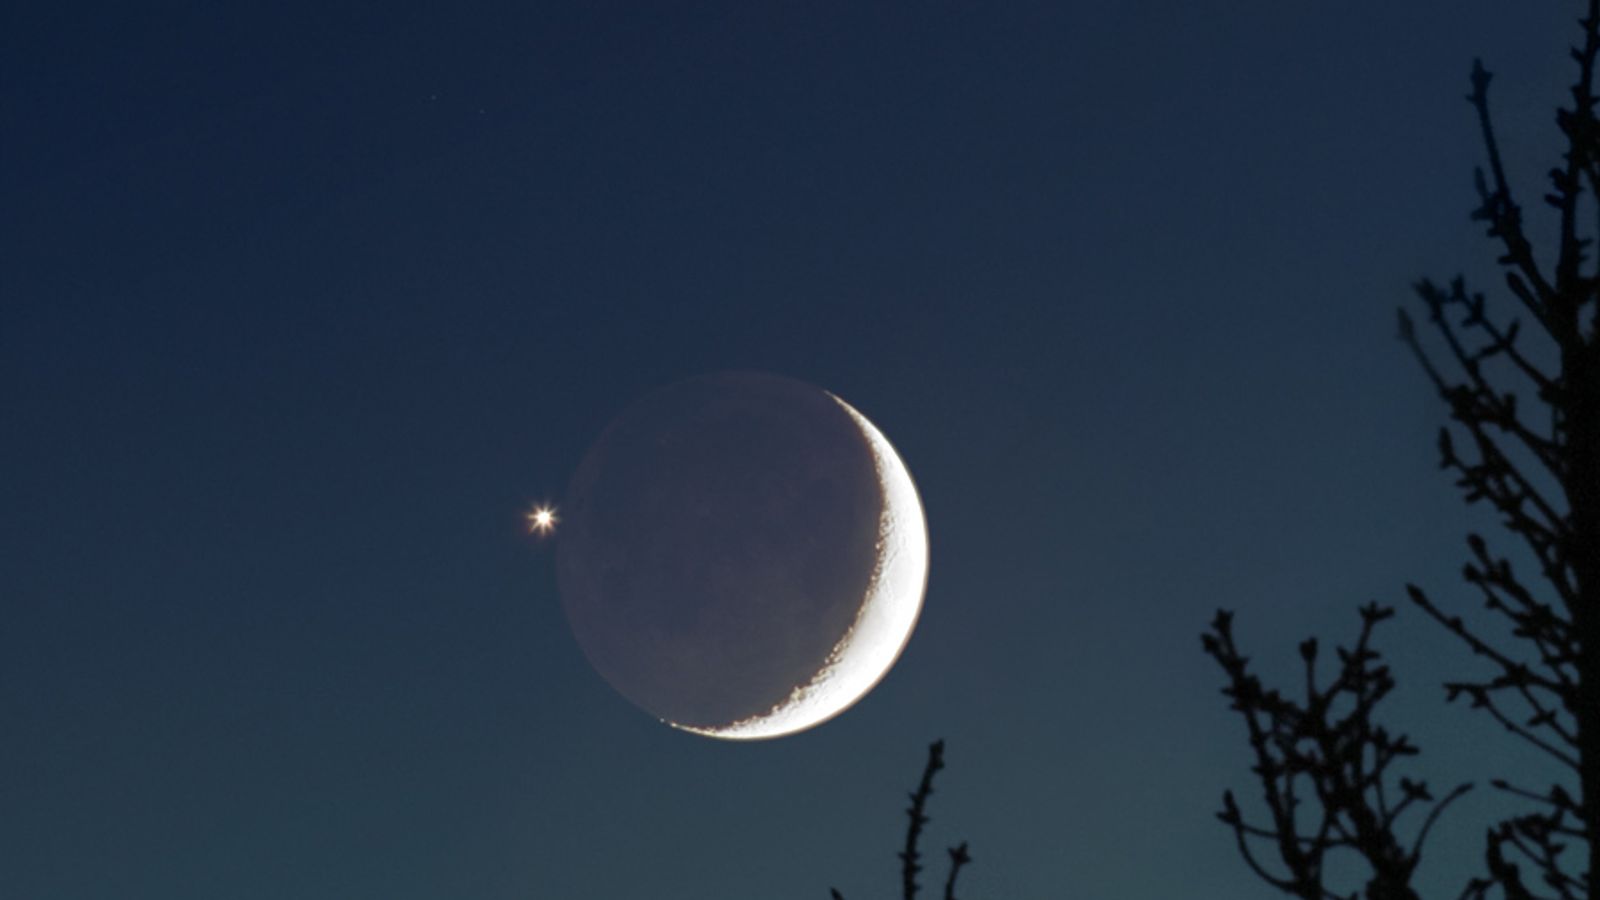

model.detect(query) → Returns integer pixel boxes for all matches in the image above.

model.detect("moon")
[555,372,928,740]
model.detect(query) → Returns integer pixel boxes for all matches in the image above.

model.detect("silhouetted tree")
[831,740,972,900]
[1204,4,1600,898]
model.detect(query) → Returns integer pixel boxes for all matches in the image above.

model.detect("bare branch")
[1203,606,1465,899]
[900,740,945,900]
[943,842,970,900]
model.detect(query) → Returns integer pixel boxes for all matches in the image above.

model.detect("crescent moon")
[671,393,929,740]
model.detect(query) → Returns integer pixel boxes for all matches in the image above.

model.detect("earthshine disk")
[555,372,928,739]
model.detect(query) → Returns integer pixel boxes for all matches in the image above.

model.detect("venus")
[555,372,928,740]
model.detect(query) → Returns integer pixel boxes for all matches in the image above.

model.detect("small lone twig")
[831,741,973,900]
[901,740,943,900]
[943,842,971,900]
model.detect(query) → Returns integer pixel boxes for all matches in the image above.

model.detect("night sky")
[0,3,1575,897]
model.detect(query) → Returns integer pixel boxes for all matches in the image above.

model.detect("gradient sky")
[1,3,1576,897]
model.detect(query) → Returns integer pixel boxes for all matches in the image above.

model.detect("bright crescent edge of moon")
[670,393,930,740]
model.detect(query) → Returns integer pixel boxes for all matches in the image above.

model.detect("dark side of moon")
[556,372,885,731]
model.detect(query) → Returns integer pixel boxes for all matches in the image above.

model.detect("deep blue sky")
[0,2,1575,897]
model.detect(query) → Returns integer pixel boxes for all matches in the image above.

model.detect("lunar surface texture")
[555,371,928,740]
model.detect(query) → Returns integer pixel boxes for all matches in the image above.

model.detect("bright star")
[527,505,558,537]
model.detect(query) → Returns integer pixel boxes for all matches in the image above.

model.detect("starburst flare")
[526,505,558,537]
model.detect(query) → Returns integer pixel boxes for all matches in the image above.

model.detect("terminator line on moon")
[553,372,929,740]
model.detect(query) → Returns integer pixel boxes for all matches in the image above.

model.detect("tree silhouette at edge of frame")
[1203,3,1600,898]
